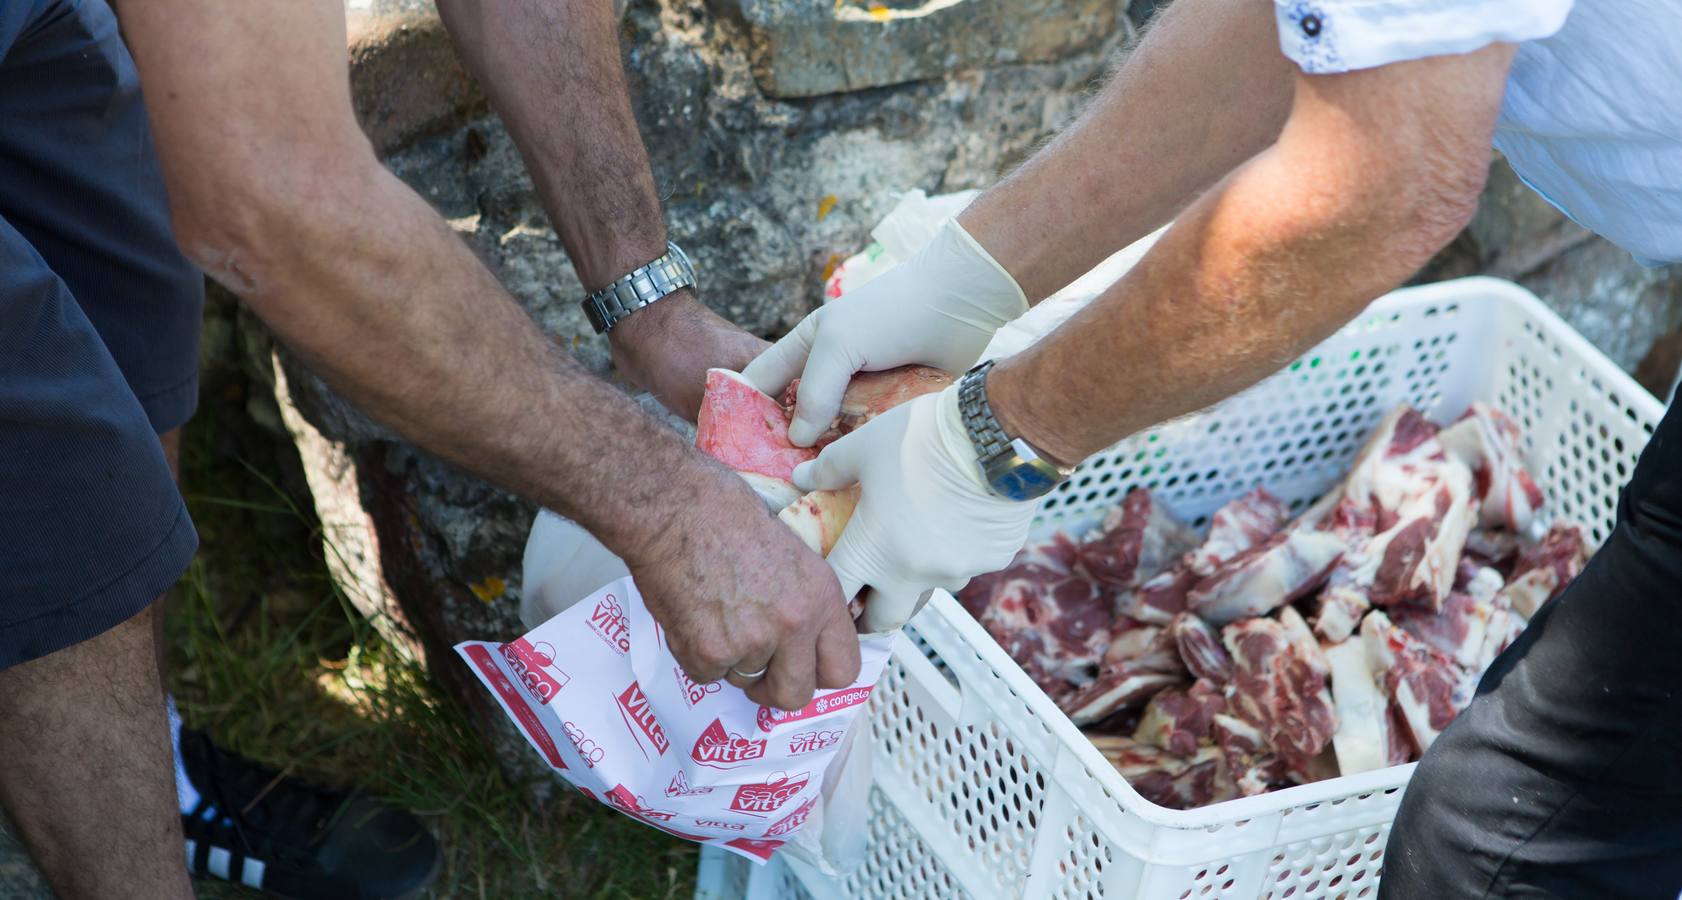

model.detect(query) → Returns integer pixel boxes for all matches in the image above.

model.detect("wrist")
[574,228,669,294]
[985,356,1086,469]
[606,285,702,358]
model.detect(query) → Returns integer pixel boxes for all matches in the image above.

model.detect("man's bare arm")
[115,0,859,708]
[435,0,763,419]
[988,48,1514,463]
[959,0,1299,303]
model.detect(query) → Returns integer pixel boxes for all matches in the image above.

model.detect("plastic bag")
[460,516,896,868]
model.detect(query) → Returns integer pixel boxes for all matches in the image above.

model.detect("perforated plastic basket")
[694,277,1666,900]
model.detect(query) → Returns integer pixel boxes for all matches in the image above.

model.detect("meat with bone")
[1462,528,1526,576]
[781,365,952,446]
[1438,402,1546,533]
[698,365,951,511]
[777,486,860,557]
[1210,714,1294,797]
[1498,523,1591,617]
[1123,488,1291,624]
[1134,679,1227,758]
[1311,585,1370,643]
[1393,566,1503,669]
[1059,622,1185,725]
[1317,406,1479,612]
[1170,612,1234,684]
[1324,638,1401,776]
[1087,737,1238,810]
[1222,612,1339,770]
[1186,528,1345,625]
[1361,611,1476,753]
[1079,488,1199,616]
[696,369,815,509]
[961,536,1113,696]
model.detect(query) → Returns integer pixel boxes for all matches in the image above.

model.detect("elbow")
[169,137,384,305]
[1383,143,1490,273]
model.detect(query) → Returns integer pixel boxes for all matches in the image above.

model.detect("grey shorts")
[0,0,202,669]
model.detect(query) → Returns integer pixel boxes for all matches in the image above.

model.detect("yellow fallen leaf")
[820,252,844,284]
[470,576,507,602]
[868,2,891,20]
[816,193,838,221]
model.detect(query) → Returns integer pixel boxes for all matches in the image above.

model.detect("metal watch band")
[581,241,696,334]
[958,360,1016,465]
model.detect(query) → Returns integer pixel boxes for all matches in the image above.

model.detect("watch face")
[990,461,1062,502]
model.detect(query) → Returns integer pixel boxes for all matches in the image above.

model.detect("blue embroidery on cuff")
[1285,2,1342,73]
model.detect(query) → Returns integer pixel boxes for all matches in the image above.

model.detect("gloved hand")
[743,218,1028,447]
[792,384,1037,632]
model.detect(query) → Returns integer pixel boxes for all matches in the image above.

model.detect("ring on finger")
[729,665,768,679]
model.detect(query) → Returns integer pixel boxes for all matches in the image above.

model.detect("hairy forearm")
[989,56,1508,463]
[960,0,1295,303]
[437,0,663,287]
[227,162,723,558]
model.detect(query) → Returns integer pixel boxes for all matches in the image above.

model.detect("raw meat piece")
[1439,402,1546,533]
[1170,612,1234,684]
[782,365,952,445]
[1134,680,1227,758]
[1079,489,1199,608]
[1498,523,1591,617]
[1087,737,1238,810]
[777,486,860,557]
[1121,488,1290,625]
[1062,669,1183,726]
[699,365,951,510]
[1126,568,1200,625]
[1188,488,1292,578]
[959,536,1113,695]
[696,369,815,507]
[1312,585,1370,643]
[1100,620,1186,674]
[1324,638,1396,776]
[1463,528,1526,575]
[1061,624,1185,725]
[1210,714,1294,796]
[1474,604,1527,673]
[1277,607,1330,679]
[1319,407,1480,613]
[1222,614,1339,769]
[1361,611,1475,753]
[1393,566,1503,668]
[1357,466,1478,610]
[1187,529,1344,625]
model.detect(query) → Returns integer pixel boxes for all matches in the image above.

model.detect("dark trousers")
[1382,392,1682,898]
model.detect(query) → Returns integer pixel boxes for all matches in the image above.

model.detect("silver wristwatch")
[581,241,696,334]
[958,360,1073,502]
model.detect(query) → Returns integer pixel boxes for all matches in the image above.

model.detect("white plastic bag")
[461,521,895,867]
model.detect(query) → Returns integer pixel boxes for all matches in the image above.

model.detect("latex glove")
[743,218,1027,446]
[792,385,1037,632]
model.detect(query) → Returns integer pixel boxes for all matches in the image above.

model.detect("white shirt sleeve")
[1275,0,1575,74]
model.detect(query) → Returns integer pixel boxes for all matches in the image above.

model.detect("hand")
[742,218,1027,446]
[792,385,1037,631]
[610,289,769,421]
[622,464,862,710]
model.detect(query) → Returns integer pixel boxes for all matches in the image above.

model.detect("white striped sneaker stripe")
[241,856,267,889]
[183,839,197,872]
[207,847,232,880]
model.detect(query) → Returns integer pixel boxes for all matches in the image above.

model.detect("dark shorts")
[0,0,202,670]
[1382,392,1682,898]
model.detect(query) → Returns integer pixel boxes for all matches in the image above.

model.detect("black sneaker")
[178,729,441,899]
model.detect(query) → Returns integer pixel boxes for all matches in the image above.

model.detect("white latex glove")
[792,385,1037,632]
[743,218,1027,447]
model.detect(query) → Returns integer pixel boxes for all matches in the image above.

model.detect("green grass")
[169,386,698,899]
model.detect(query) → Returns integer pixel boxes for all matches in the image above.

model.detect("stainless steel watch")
[581,241,696,334]
[957,360,1074,502]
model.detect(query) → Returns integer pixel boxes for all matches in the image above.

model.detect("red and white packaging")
[456,575,895,866]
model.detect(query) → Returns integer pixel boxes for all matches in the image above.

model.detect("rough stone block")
[711,0,1129,97]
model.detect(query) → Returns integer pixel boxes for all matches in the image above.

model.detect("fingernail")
[788,420,819,448]
[791,461,815,491]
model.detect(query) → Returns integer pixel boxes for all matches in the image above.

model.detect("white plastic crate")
[696,277,1666,900]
